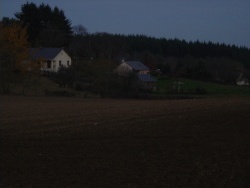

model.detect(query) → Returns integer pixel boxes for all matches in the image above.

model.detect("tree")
[0,23,29,72]
[0,22,36,93]
[15,2,72,47]
[1,17,18,26]
[68,25,89,59]
[73,24,88,36]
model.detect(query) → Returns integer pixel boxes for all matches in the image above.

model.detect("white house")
[28,48,71,72]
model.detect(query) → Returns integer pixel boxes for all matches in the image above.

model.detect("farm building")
[116,61,150,76]
[28,48,71,72]
[116,61,157,90]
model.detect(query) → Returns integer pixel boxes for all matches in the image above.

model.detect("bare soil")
[1,96,250,187]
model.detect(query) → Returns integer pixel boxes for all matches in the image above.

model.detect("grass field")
[157,78,250,96]
[1,96,250,187]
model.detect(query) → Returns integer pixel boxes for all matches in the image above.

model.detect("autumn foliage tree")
[0,22,39,93]
[0,23,29,72]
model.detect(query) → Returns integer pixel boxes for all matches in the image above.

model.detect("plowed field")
[1,96,250,187]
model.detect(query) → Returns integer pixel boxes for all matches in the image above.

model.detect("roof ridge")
[28,48,63,60]
[125,61,149,71]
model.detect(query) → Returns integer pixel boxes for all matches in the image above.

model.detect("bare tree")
[73,24,88,36]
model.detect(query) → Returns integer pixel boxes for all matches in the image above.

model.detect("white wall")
[53,50,72,72]
[237,80,249,86]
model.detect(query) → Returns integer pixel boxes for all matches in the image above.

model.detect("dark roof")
[29,48,63,60]
[125,61,149,71]
[137,74,157,83]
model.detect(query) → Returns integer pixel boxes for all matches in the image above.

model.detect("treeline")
[69,33,250,83]
[69,33,250,66]
[2,2,250,64]
[1,2,250,95]
[2,2,250,67]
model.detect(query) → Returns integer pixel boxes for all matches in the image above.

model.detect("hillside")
[2,5,250,89]
[2,16,250,96]
[68,33,250,84]
[1,72,91,97]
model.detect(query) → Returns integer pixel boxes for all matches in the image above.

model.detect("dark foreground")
[1,96,250,187]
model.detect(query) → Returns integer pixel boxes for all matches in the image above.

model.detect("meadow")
[1,96,250,187]
[157,78,250,96]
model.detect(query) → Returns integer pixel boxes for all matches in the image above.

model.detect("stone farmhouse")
[116,61,157,90]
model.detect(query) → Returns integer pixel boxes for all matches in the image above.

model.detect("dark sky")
[1,0,250,48]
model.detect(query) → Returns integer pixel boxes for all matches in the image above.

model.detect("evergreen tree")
[15,2,72,47]
[1,17,18,26]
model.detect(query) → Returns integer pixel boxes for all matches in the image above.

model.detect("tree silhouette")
[15,2,72,47]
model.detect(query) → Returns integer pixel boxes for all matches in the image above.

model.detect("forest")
[1,2,250,96]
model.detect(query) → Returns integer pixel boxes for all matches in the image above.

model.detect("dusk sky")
[1,0,250,48]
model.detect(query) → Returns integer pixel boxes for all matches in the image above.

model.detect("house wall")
[237,80,249,86]
[138,70,150,74]
[116,62,133,76]
[53,50,72,72]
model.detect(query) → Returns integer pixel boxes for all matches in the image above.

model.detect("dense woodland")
[1,2,250,95]
[69,33,250,82]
